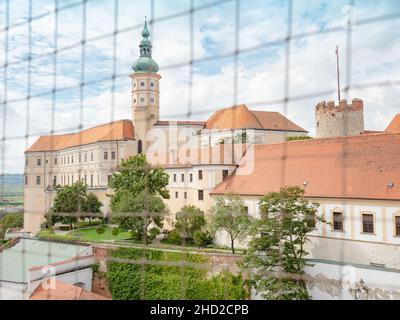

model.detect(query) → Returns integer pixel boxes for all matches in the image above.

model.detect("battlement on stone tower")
[315,98,364,114]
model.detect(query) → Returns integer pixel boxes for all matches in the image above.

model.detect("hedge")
[106,247,246,300]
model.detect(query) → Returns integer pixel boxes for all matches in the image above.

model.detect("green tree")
[82,192,103,225]
[286,135,312,142]
[0,213,23,239]
[175,205,205,242]
[112,227,120,239]
[49,182,103,229]
[109,154,170,244]
[96,226,105,240]
[242,186,321,300]
[209,194,252,254]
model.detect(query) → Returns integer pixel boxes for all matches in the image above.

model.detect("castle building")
[23,21,307,233]
[22,20,400,300]
[315,98,364,138]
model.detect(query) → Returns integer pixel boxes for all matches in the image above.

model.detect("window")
[184,192,187,199]
[67,156,69,164]
[222,170,229,180]
[111,151,116,160]
[107,175,112,184]
[71,175,74,183]
[25,175,28,185]
[71,156,73,164]
[175,191,178,199]
[181,173,185,182]
[67,175,70,185]
[36,176,41,185]
[189,173,193,182]
[53,176,57,186]
[362,214,374,234]
[198,190,204,201]
[84,154,87,162]
[150,98,154,103]
[198,170,203,180]
[150,82,154,87]
[54,158,57,165]
[25,158,29,166]
[90,175,93,187]
[138,140,143,154]
[140,98,145,103]
[84,175,87,185]
[173,174,177,182]
[332,212,343,231]
[396,216,400,237]
[79,154,81,163]
[140,81,145,87]
[104,152,108,160]
[133,82,136,87]
[91,153,93,161]
[37,158,41,166]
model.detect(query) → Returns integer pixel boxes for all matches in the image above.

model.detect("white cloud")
[0,0,399,173]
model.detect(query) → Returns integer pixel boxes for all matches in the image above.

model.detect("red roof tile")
[212,133,400,200]
[30,280,111,300]
[205,104,307,132]
[385,114,400,133]
[26,120,134,152]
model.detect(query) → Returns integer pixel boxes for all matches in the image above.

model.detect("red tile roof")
[212,133,400,201]
[26,120,134,152]
[205,104,307,132]
[30,281,111,300]
[385,114,400,133]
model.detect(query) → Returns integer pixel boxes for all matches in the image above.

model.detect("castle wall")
[315,99,364,138]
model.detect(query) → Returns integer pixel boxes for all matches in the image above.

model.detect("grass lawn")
[69,226,132,241]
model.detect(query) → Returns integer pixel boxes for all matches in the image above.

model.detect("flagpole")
[336,45,341,102]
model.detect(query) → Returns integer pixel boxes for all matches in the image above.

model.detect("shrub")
[111,227,120,238]
[148,227,161,241]
[106,248,246,300]
[193,230,213,248]
[161,229,182,245]
[96,226,105,236]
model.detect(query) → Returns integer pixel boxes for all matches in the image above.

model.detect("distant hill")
[0,174,23,188]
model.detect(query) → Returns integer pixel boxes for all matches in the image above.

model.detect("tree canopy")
[49,181,103,228]
[209,194,252,254]
[175,205,206,241]
[109,154,170,242]
[242,186,321,300]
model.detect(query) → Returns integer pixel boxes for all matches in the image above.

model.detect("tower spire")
[132,19,159,73]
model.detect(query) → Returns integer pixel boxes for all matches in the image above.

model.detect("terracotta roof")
[26,120,134,152]
[154,120,206,126]
[30,280,111,300]
[385,114,400,133]
[212,133,400,200]
[205,104,307,132]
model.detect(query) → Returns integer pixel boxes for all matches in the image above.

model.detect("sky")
[0,0,399,173]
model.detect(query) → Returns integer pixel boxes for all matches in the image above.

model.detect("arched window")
[138,140,143,154]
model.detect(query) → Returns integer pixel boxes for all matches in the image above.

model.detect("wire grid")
[0,0,398,300]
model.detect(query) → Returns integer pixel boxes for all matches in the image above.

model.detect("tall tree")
[242,186,321,300]
[209,194,251,254]
[109,154,170,243]
[175,205,206,242]
[49,181,103,229]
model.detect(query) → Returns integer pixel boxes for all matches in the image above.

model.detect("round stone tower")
[315,98,364,138]
[131,20,161,153]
